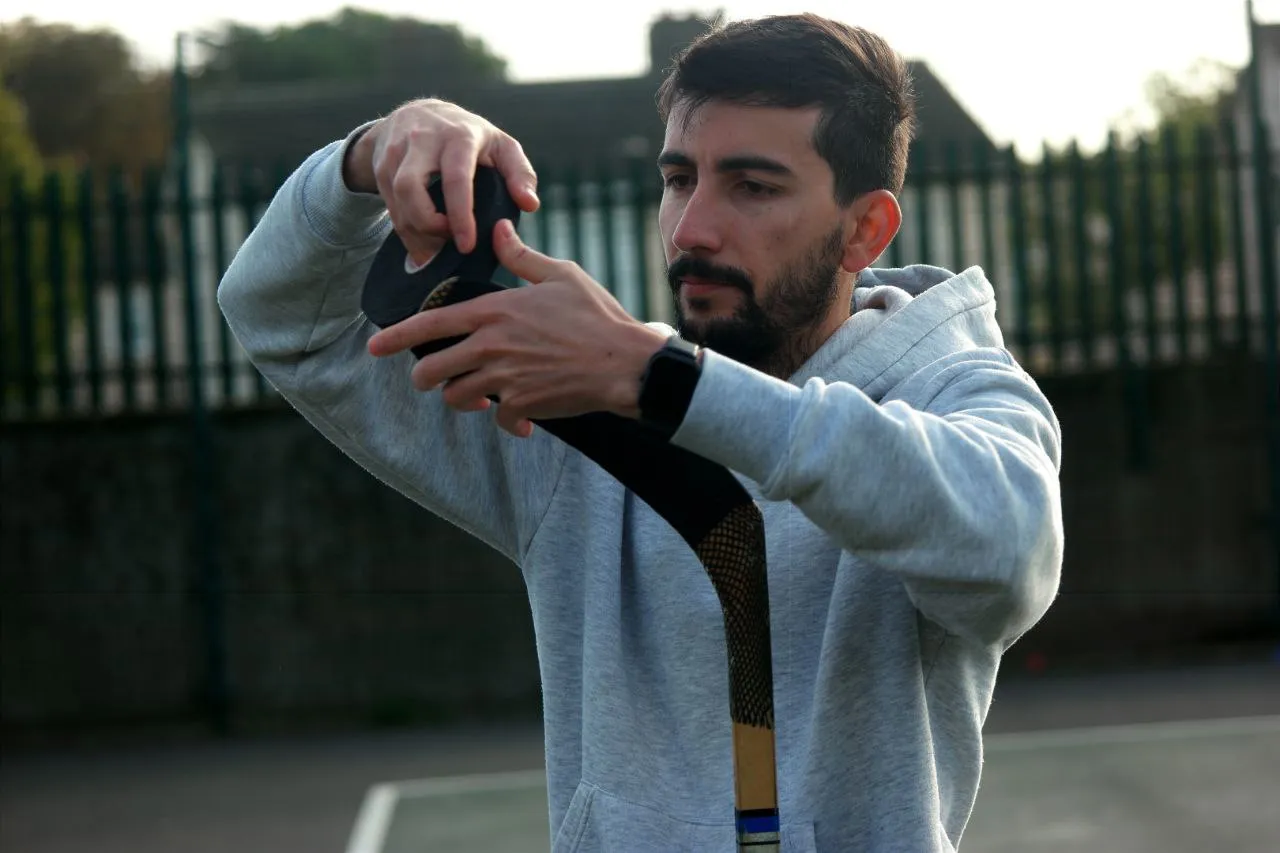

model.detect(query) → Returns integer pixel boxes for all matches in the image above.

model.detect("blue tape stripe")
[737,814,780,834]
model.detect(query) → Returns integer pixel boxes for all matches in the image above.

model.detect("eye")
[663,173,693,190]
[740,180,776,197]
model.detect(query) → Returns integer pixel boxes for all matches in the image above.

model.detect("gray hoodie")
[217,126,1064,853]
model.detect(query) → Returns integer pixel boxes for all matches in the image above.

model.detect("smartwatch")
[637,334,702,439]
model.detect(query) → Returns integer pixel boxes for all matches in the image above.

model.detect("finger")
[493,218,561,284]
[440,369,499,409]
[367,301,485,358]
[506,417,536,439]
[410,343,487,393]
[374,135,422,259]
[495,403,534,439]
[453,396,493,413]
[390,141,451,264]
[439,137,481,254]
[490,134,540,213]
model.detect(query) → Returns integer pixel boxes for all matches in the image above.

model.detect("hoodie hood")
[651,264,1005,402]
[795,264,1005,400]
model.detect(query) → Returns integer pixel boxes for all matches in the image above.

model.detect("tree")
[0,79,85,411]
[0,82,42,185]
[191,7,508,89]
[1008,59,1241,356]
[1103,59,1240,338]
[1114,58,1238,150]
[0,17,171,174]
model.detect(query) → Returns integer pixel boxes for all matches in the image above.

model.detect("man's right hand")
[342,98,540,265]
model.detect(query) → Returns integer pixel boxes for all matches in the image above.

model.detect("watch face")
[640,345,701,433]
[650,349,699,390]
[650,355,687,383]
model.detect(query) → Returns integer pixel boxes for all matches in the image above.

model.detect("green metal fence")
[4,117,1278,738]
[2,128,1276,419]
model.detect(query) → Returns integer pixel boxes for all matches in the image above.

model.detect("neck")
[755,295,852,380]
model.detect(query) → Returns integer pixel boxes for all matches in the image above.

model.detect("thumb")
[493,219,560,284]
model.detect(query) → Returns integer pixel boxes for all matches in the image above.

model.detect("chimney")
[648,11,720,76]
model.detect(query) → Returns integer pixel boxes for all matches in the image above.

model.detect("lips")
[681,277,732,296]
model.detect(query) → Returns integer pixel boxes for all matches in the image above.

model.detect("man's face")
[657,99,852,370]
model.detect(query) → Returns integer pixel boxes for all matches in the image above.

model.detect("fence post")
[109,169,138,411]
[1256,125,1280,625]
[944,140,963,271]
[1,181,8,419]
[599,161,621,301]
[144,168,169,407]
[1104,131,1148,471]
[210,163,235,402]
[974,140,997,304]
[1135,138,1159,365]
[174,32,231,735]
[11,174,39,415]
[235,163,269,402]
[1224,119,1252,351]
[1068,140,1095,370]
[1040,142,1064,371]
[1193,126,1221,354]
[628,158,656,321]
[914,142,933,266]
[78,171,104,412]
[1006,146,1032,360]
[1245,0,1279,620]
[44,172,73,414]
[565,163,585,264]
[1161,125,1191,363]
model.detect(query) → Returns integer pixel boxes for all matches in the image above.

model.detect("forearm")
[217,123,569,563]
[671,348,1064,645]
[218,123,389,368]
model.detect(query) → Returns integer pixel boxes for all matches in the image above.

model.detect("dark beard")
[666,225,847,378]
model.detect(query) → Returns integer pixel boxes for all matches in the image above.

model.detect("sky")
[4,0,1277,155]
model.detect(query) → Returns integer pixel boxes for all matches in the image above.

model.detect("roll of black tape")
[361,166,523,335]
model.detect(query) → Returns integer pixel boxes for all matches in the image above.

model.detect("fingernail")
[525,185,539,203]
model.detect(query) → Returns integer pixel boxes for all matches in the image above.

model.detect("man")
[218,13,1063,852]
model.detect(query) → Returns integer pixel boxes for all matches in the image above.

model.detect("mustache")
[667,255,754,294]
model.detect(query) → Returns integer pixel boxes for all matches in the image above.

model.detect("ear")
[839,190,902,273]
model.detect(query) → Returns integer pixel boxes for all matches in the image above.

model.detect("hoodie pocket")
[551,780,817,853]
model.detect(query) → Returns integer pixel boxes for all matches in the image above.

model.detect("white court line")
[344,714,1280,852]
[983,713,1280,751]
[345,783,400,853]
[343,769,546,853]
[393,768,548,800]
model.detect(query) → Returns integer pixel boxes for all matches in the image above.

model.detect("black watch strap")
[638,334,702,439]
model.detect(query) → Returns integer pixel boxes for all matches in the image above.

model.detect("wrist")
[607,324,670,420]
[634,331,703,438]
[342,121,382,195]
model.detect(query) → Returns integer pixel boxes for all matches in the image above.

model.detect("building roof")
[188,15,999,177]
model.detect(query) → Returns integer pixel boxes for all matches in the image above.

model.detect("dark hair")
[655,13,916,204]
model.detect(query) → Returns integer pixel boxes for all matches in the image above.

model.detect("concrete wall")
[1023,356,1277,662]
[2,409,540,733]
[2,358,1276,734]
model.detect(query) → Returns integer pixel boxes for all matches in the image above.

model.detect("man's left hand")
[368,218,669,438]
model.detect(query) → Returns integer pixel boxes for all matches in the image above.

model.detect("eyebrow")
[657,151,794,177]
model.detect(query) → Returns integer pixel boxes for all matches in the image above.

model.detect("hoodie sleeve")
[216,127,567,566]
[669,346,1063,648]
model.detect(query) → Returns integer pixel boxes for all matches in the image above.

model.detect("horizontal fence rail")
[1,126,1277,424]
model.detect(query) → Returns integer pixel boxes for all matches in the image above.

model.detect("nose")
[670,185,724,255]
